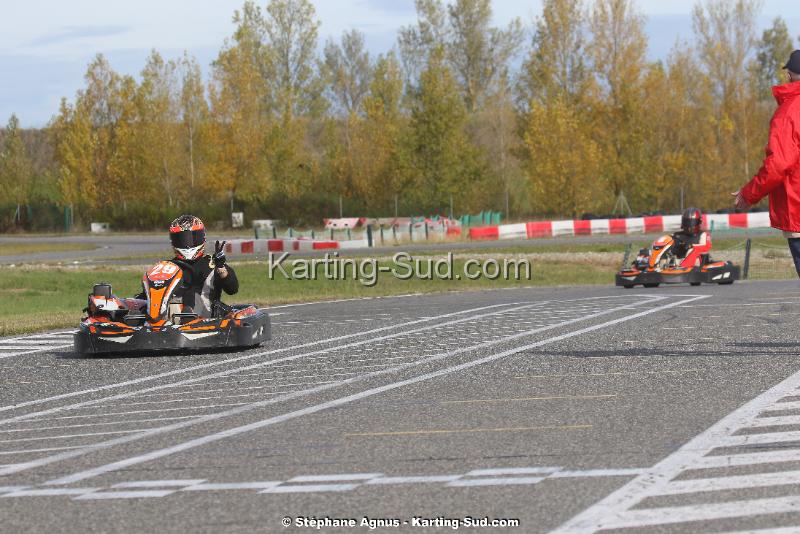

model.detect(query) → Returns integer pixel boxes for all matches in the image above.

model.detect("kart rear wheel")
[690,282,701,286]
[643,283,660,288]
[623,285,634,289]
[718,280,734,285]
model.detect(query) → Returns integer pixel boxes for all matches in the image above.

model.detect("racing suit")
[671,231,711,269]
[173,255,239,317]
[135,255,239,318]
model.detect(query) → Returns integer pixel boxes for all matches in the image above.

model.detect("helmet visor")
[170,229,205,249]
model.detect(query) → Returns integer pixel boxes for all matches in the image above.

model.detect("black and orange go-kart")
[74,260,270,355]
[615,233,740,288]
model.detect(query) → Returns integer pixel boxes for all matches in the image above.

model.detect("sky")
[1,0,799,127]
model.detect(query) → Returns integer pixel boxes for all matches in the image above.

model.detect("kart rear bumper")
[615,263,740,287]
[74,310,271,355]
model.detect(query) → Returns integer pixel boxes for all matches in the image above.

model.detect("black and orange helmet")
[681,207,703,235]
[169,214,206,260]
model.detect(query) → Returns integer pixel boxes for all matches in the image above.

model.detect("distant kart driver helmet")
[170,214,206,260]
[681,207,703,235]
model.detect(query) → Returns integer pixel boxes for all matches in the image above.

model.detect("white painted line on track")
[0,344,72,360]
[365,476,462,485]
[0,445,87,455]
[0,429,144,444]
[723,528,800,534]
[656,470,800,495]
[261,484,359,493]
[0,486,30,492]
[549,468,647,478]
[288,473,381,482]
[20,402,250,422]
[111,479,206,488]
[24,299,659,482]
[73,490,174,499]
[748,415,800,427]
[0,465,662,500]
[763,400,800,411]
[721,430,800,446]
[42,295,703,486]
[588,497,800,529]
[0,416,199,434]
[3,488,98,497]
[553,358,800,533]
[694,449,800,470]
[183,482,280,491]
[466,467,560,476]
[447,477,544,487]
[0,339,72,345]
[0,302,530,419]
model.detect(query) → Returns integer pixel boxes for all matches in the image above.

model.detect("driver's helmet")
[170,214,206,260]
[681,207,703,235]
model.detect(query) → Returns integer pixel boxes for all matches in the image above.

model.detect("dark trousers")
[789,238,800,277]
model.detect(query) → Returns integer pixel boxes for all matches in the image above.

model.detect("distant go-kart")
[616,233,740,288]
[74,260,270,355]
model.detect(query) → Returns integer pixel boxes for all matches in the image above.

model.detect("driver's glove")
[213,240,227,269]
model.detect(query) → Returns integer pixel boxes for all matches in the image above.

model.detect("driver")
[671,207,711,267]
[168,214,239,317]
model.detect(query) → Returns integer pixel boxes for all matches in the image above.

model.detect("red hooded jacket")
[741,81,800,232]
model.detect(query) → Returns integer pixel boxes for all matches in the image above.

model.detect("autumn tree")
[324,30,372,115]
[691,0,763,207]
[178,53,209,191]
[399,0,523,111]
[351,53,408,211]
[589,0,650,208]
[407,48,485,212]
[519,0,602,217]
[0,115,33,222]
[518,0,591,107]
[208,2,271,206]
[523,99,603,217]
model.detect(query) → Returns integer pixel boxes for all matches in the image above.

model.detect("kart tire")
[718,280,734,285]
[643,283,660,288]
[623,284,634,289]
[690,282,701,286]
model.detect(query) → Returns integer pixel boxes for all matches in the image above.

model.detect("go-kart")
[616,233,740,288]
[74,260,270,354]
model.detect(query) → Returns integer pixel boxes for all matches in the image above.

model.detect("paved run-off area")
[2,283,800,532]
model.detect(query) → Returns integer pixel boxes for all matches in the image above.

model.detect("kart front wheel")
[623,285,634,289]
[718,280,734,285]
[643,283,660,288]
[690,282,701,286]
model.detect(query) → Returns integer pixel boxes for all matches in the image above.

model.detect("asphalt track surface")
[3,281,800,532]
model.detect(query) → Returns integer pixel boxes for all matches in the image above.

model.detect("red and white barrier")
[468,212,772,241]
[224,237,362,256]
[323,218,366,229]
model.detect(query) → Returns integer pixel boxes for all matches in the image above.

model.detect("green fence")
[459,211,502,227]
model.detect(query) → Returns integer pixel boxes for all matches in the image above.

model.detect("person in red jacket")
[734,50,800,274]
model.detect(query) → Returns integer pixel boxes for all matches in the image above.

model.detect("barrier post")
[424,221,429,240]
[380,226,384,245]
[347,228,351,240]
[330,228,334,240]
[367,225,373,247]
[311,229,315,239]
[272,226,277,239]
[621,243,632,270]
[743,238,751,279]
[289,227,293,238]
